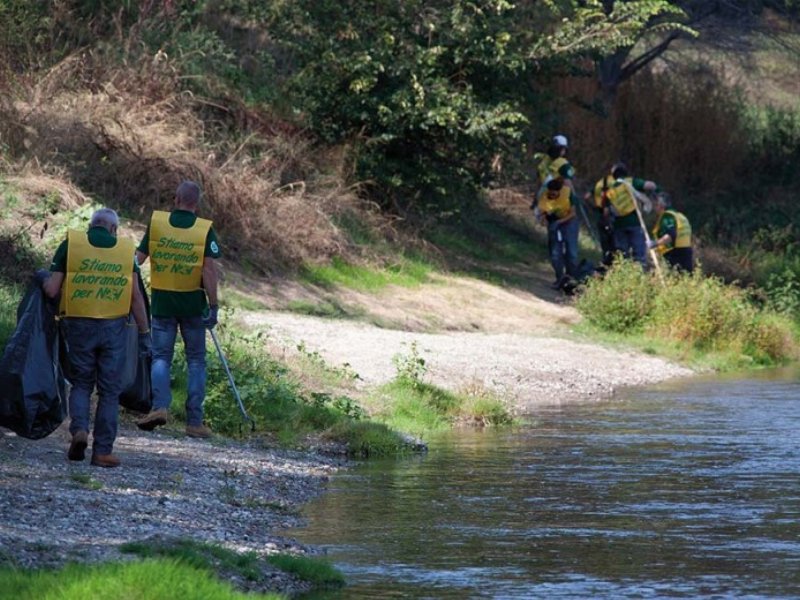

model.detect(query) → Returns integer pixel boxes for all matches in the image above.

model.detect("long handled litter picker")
[626,184,665,286]
[209,328,256,432]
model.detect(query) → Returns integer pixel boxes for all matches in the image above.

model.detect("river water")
[290,370,800,599]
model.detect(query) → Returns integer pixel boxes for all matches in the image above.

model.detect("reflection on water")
[290,369,800,598]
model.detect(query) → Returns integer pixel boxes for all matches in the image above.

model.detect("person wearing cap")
[134,181,221,439]
[602,163,658,267]
[537,177,580,289]
[534,134,575,197]
[648,193,694,273]
[584,164,616,267]
[41,208,150,468]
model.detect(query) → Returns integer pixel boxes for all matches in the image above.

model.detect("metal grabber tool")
[209,328,256,432]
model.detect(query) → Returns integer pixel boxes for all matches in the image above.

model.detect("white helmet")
[553,134,568,148]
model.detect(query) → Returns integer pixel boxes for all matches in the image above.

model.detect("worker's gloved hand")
[203,305,219,330]
[138,331,152,357]
[647,239,659,250]
[33,269,51,287]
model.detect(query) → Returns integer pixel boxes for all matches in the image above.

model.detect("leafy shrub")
[764,267,800,319]
[575,260,653,333]
[392,341,428,388]
[648,272,755,351]
[576,261,799,365]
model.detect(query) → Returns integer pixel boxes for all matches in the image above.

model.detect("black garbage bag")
[0,277,67,439]
[119,276,152,413]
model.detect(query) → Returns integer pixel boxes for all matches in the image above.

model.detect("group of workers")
[38,181,220,468]
[533,134,694,289]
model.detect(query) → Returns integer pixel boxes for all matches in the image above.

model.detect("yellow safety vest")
[592,175,615,209]
[59,231,134,319]
[652,210,692,255]
[535,154,552,186]
[148,210,212,292]
[538,187,573,220]
[605,178,637,217]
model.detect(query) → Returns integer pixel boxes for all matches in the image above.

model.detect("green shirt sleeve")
[205,228,221,258]
[632,178,646,192]
[49,240,68,273]
[659,213,678,240]
[559,162,575,180]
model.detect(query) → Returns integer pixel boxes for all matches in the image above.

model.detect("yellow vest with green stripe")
[538,187,572,220]
[535,155,570,186]
[652,210,692,255]
[149,210,212,292]
[605,178,637,217]
[59,230,134,318]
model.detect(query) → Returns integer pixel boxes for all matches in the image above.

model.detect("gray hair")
[90,208,120,231]
[176,180,201,207]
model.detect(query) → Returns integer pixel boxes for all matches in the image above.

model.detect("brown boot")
[136,408,168,431]
[67,431,89,461]
[185,424,213,439]
[90,453,121,468]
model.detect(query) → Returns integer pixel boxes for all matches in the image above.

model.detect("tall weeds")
[576,260,799,365]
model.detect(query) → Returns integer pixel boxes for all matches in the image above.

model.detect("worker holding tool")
[585,165,617,267]
[602,163,659,268]
[649,192,694,273]
[135,181,221,438]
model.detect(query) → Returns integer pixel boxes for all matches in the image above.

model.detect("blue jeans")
[64,317,127,455]
[151,316,207,426]
[548,217,579,280]
[614,226,646,267]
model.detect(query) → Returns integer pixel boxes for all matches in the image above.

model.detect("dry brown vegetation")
[555,65,748,202]
[0,51,387,273]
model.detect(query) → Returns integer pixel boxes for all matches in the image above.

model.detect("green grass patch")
[167,323,419,456]
[266,554,344,588]
[368,379,514,438]
[68,473,103,491]
[322,419,411,458]
[575,260,800,368]
[221,288,268,311]
[0,559,282,600]
[285,298,365,319]
[120,538,262,582]
[300,256,432,292]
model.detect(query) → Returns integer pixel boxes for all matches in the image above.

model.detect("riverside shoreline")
[0,309,695,596]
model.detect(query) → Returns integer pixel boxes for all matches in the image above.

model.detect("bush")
[575,260,653,333]
[576,261,799,365]
[648,271,755,351]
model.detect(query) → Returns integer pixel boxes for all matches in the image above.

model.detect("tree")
[274,0,694,212]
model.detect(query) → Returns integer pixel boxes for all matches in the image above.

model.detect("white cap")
[553,134,568,147]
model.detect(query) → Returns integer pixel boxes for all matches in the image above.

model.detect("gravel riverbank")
[0,420,343,596]
[245,311,695,410]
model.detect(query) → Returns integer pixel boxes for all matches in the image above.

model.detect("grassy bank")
[0,560,283,600]
[575,261,800,370]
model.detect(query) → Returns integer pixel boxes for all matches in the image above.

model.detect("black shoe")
[68,431,88,461]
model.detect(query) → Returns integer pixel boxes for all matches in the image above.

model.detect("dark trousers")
[64,317,127,455]
[665,248,694,273]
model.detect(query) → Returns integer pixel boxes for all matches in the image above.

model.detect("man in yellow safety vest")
[649,192,694,273]
[135,181,221,438]
[537,178,580,289]
[42,208,149,468]
[602,163,658,267]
